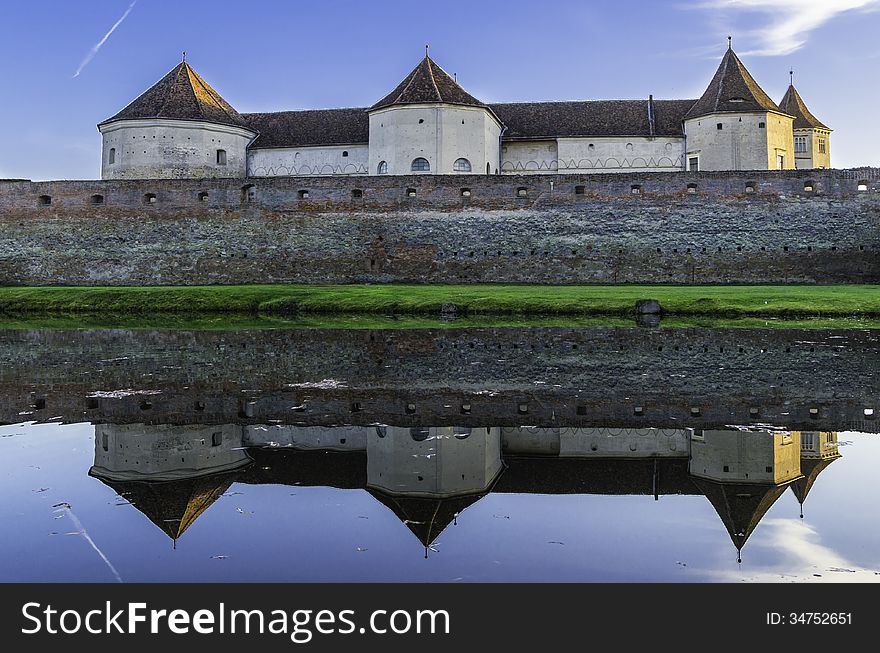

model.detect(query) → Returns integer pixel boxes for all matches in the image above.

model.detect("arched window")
[216,149,227,166]
[453,157,471,172]
[377,160,388,175]
[108,148,116,164]
[411,157,430,172]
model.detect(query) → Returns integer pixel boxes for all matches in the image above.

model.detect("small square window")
[758,122,766,128]
[716,123,723,130]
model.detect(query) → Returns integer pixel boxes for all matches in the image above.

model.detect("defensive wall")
[0,169,878,285]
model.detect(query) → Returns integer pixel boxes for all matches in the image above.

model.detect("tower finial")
[790,69,794,86]
[425,44,429,58]
[728,35,732,50]
[182,50,186,63]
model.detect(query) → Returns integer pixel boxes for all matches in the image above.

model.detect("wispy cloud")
[691,0,880,56]
[73,1,138,78]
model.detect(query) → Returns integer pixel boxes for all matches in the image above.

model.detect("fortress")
[0,44,876,287]
[96,44,832,180]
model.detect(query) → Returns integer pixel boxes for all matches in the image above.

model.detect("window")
[687,183,697,194]
[351,189,363,199]
[411,157,430,172]
[818,138,826,154]
[241,184,255,203]
[453,157,471,173]
[631,184,641,195]
[688,157,699,172]
[143,193,157,204]
[406,188,416,197]
[857,181,868,192]
[198,191,209,202]
[745,181,756,194]
[716,123,723,130]
[377,160,388,175]
[211,432,222,447]
[410,427,430,442]
[216,149,227,166]
[90,194,104,205]
[804,181,814,192]
[794,136,808,154]
[108,148,116,164]
[575,185,585,195]
[460,188,471,197]
[777,154,785,170]
[758,122,766,128]
[516,187,528,197]
[342,150,349,157]
[298,189,309,199]
[38,195,51,206]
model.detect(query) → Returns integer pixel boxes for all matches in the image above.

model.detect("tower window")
[794,136,808,153]
[716,123,723,130]
[688,157,699,172]
[758,122,766,128]
[377,160,388,175]
[216,149,227,165]
[108,148,116,164]
[818,137,826,154]
[342,150,349,157]
[453,157,471,172]
[411,157,430,172]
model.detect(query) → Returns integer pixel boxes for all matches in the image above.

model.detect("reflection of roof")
[790,454,840,505]
[685,48,784,120]
[91,471,238,541]
[691,478,794,556]
[235,448,367,488]
[368,489,487,548]
[779,85,831,131]
[494,457,696,495]
[100,62,252,130]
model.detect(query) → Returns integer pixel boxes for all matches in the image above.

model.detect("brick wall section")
[0,169,878,284]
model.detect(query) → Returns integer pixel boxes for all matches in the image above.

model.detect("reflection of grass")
[0,313,878,332]
[0,284,878,320]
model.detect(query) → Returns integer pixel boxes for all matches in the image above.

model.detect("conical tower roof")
[99,61,252,129]
[779,84,831,130]
[685,46,785,120]
[370,55,489,112]
[790,454,840,506]
[368,489,486,549]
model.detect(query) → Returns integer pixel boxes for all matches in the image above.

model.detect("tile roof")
[99,62,252,130]
[491,99,694,139]
[684,47,784,120]
[370,55,486,111]
[243,108,369,149]
[243,98,695,148]
[779,84,831,131]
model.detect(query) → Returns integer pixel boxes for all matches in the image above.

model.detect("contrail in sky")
[73,1,138,78]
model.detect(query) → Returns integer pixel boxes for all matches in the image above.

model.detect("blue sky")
[1,0,878,180]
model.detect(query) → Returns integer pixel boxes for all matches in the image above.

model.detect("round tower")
[97,59,256,179]
[367,53,503,176]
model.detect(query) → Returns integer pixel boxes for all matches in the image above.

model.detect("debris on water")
[828,567,856,573]
[357,516,369,519]
[236,508,253,516]
[52,502,71,510]
[285,379,347,390]
[493,514,510,519]
[113,501,132,507]
[813,573,822,577]
[222,491,244,497]
[87,389,162,399]
[210,555,229,560]
[48,532,58,536]
[33,488,50,493]
[548,541,565,545]
[676,561,688,567]
[428,545,439,553]
[356,547,368,552]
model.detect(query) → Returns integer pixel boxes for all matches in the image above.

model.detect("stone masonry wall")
[0,169,878,285]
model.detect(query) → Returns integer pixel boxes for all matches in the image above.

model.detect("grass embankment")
[0,284,877,319]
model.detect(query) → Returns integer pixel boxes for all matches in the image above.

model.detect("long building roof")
[244,98,696,149]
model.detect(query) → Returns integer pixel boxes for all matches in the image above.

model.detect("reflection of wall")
[367,426,502,497]
[689,429,801,484]
[502,427,690,457]
[797,431,839,460]
[244,425,370,451]
[91,423,250,481]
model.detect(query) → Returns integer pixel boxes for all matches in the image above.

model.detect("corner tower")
[367,53,503,176]
[98,60,256,179]
[683,43,794,171]
[779,81,832,169]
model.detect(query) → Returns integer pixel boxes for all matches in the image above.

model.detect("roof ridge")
[425,57,444,102]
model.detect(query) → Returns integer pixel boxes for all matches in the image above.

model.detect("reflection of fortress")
[89,425,839,558]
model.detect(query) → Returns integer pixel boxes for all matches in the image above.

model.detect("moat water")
[0,322,877,582]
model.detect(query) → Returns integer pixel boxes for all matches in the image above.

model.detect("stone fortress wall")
[0,168,877,285]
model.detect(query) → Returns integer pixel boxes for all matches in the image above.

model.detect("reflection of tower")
[790,432,841,518]
[366,426,503,555]
[89,424,252,544]
[689,429,803,562]
[244,425,370,451]
[502,427,690,457]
